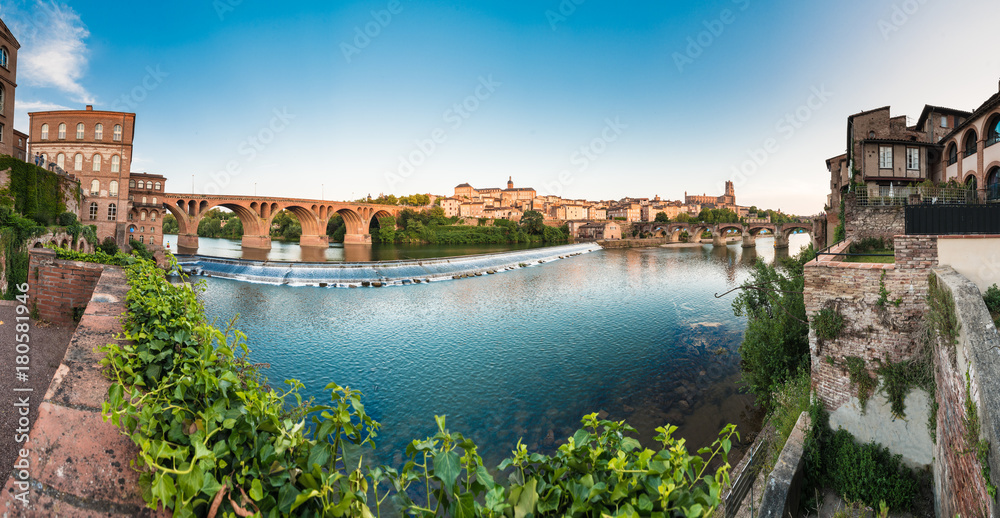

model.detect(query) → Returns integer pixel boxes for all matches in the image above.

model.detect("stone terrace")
[0,263,169,517]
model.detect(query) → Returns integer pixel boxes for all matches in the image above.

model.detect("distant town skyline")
[4,0,1000,215]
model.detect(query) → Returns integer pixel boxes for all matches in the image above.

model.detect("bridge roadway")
[634,221,815,249]
[162,193,405,252]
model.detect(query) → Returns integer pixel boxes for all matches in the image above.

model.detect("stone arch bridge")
[635,221,815,249]
[162,194,405,252]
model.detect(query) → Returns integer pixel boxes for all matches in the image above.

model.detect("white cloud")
[14,99,72,112]
[8,1,94,103]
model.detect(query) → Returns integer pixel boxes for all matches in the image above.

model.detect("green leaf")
[306,442,331,470]
[454,492,476,518]
[277,480,301,513]
[514,477,539,518]
[150,472,176,509]
[249,479,263,501]
[290,489,320,512]
[685,504,704,518]
[433,450,462,493]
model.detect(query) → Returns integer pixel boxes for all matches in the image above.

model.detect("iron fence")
[851,187,984,207]
[905,204,1000,235]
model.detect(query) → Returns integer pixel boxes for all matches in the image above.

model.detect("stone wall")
[597,238,671,249]
[758,412,810,518]
[930,267,1000,518]
[843,194,905,243]
[26,248,104,325]
[804,236,938,468]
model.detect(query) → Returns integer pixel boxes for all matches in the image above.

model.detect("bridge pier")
[344,233,372,245]
[712,233,727,247]
[299,235,330,248]
[241,234,272,250]
[741,232,755,249]
[774,233,789,249]
[177,233,199,254]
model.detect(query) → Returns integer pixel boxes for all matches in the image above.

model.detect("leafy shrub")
[844,356,876,412]
[769,372,811,465]
[984,283,1000,314]
[57,211,78,226]
[99,236,120,255]
[100,255,738,517]
[811,306,844,341]
[128,239,154,261]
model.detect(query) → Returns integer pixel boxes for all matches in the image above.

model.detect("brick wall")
[844,194,905,243]
[930,267,999,518]
[27,248,104,326]
[805,236,937,411]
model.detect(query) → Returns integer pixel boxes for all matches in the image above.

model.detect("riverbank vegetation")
[79,250,739,517]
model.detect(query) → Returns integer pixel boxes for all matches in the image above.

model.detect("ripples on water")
[196,235,811,469]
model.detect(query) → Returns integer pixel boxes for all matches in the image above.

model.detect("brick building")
[684,181,736,210]
[126,173,167,246]
[0,17,19,158]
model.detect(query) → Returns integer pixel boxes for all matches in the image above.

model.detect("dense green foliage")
[129,239,155,261]
[654,212,670,223]
[810,306,844,341]
[52,246,133,266]
[769,372,811,465]
[198,209,245,240]
[92,253,737,517]
[0,205,46,298]
[99,236,120,255]
[367,208,567,245]
[803,403,918,512]
[163,214,180,234]
[927,272,960,349]
[356,193,432,206]
[875,355,934,420]
[695,208,739,224]
[844,357,876,412]
[0,156,69,226]
[520,210,545,235]
[984,284,1000,328]
[732,245,816,410]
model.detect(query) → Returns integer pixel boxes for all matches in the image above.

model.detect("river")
[192,234,812,471]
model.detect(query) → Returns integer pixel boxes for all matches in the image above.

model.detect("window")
[0,84,4,115]
[948,143,958,165]
[58,123,66,139]
[108,203,117,221]
[94,123,103,140]
[140,211,146,221]
[142,196,147,204]
[154,182,161,191]
[941,116,948,128]
[151,226,155,233]
[90,179,100,194]
[92,154,102,171]
[73,153,83,171]
[141,226,145,233]
[56,153,65,170]
[41,124,49,140]
[151,211,157,222]
[89,202,98,220]
[988,116,1000,147]
[109,180,118,197]
[879,146,893,169]
[965,130,978,157]
[111,155,120,173]
[76,123,84,139]
[137,180,144,189]
[127,212,133,221]
[113,125,122,141]
[906,148,919,170]
[150,237,155,245]
[152,197,157,205]
[0,47,7,69]
[129,179,135,189]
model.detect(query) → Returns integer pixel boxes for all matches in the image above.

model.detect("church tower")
[507,176,514,189]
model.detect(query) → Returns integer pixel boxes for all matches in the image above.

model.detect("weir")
[175,243,603,286]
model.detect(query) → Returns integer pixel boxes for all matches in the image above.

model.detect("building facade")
[0,18,19,158]
[125,173,167,246]
[28,107,140,243]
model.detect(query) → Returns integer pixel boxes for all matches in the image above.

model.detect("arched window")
[41,124,49,140]
[109,181,119,197]
[988,115,1000,147]
[90,179,100,194]
[56,153,65,169]
[137,180,144,189]
[0,47,8,69]
[92,154,102,171]
[108,203,117,221]
[58,123,66,139]
[89,202,98,220]
[129,179,135,189]
[150,236,155,245]
[141,226,145,233]
[151,226,155,233]
[151,211,157,222]
[142,196,147,204]
[73,153,83,171]
[113,124,123,141]
[964,129,978,157]
[947,143,958,165]
[127,212,133,221]
[111,155,121,173]
[140,211,146,221]
[140,235,144,244]
[94,123,103,140]
[76,123,84,139]
[154,182,161,191]
[152,197,157,205]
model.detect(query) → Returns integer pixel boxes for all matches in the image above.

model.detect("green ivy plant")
[811,306,844,341]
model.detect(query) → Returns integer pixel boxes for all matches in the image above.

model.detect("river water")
[194,235,811,471]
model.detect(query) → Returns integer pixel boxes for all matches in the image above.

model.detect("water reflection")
[195,235,813,472]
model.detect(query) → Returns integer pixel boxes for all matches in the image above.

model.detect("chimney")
[85,105,93,111]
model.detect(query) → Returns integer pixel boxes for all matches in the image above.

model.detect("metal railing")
[851,187,984,207]
[724,438,768,518]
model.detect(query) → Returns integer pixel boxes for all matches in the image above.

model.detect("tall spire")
[507,176,514,189]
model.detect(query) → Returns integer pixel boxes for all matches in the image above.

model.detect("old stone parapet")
[26,248,105,326]
[0,265,169,516]
[758,412,810,518]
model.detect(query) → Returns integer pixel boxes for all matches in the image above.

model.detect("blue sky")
[4,0,1000,214]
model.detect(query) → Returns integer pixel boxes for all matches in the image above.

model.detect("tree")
[674,213,693,223]
[654,212,670,223]
[731,245,816,410]
[375,215,397,243]
[162,214,179,234]
[99,237,119,255]
[520,210,545,235]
